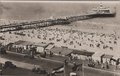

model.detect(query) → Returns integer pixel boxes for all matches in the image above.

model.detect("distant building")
[7,40,50,56]
[71,49,95,60]
[46,45,95,61]
[34,42,49,53]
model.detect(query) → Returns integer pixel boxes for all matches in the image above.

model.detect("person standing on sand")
[116,58,120,70]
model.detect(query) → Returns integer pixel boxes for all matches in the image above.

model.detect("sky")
[1,0,120,1]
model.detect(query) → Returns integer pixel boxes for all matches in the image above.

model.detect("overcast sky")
[1,0,119,1]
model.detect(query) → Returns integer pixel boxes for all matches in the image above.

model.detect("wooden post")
[64,60,70,76]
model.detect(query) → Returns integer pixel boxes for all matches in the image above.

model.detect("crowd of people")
[0,23,120,72]
[0,22,120,66]
[15,26,118,52]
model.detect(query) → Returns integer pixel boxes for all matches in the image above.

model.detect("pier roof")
[13,40,49,47]
[72,49,95,57]
[101,54,113,59]
[48,46,73,56]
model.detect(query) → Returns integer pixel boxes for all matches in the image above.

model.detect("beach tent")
[101,54,113,63]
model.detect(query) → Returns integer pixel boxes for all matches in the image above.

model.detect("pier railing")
[0,13,111,32]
